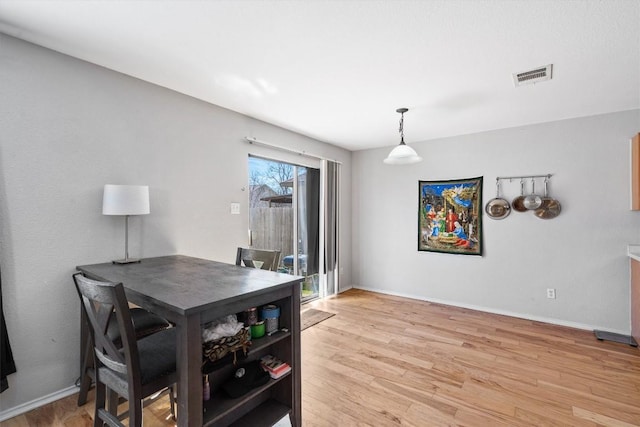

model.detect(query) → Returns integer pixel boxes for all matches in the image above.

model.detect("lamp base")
[112,258,142,265]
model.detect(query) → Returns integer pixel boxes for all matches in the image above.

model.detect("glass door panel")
[296,166,320,302]
[248,156,319,302]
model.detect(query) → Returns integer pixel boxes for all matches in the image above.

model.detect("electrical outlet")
[546,288,556,299]
[230,203,240,215]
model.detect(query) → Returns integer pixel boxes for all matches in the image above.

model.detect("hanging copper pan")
[534,177,561,219]
[511,179,528,212]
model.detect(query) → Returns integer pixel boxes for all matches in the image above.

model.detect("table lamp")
[102,184,150,264]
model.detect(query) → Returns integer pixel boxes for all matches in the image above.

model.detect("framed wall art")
[418,176,483,256]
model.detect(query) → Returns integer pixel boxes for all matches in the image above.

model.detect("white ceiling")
[0,0,638,151]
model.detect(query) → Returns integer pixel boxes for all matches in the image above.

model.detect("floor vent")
[513,64,553,87]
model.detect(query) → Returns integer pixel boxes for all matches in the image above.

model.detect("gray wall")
[353,109,640,333]
[0,34,352,414]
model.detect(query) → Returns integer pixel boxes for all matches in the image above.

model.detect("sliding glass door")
[248,156,320,302]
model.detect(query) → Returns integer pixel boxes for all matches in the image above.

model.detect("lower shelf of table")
[228,399,291,427]
[202,372,291,426]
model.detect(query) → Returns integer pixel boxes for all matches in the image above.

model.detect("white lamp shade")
[383,144,423,165]
[102,185,150,215]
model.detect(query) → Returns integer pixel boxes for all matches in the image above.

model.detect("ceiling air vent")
[512,64,553,87]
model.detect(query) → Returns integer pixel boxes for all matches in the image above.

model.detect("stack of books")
[260,354,291,379]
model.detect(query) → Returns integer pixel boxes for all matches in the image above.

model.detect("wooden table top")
[76,254,302,316]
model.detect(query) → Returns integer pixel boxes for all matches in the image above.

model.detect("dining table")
[76,254,303,427]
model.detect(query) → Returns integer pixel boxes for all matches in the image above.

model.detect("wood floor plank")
[573,406,639,427]
[3,288,640,426]
[0,416,29,427]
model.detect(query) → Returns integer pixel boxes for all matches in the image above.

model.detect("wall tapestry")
[418,176,483,256]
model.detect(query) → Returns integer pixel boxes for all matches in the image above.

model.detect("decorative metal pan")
[512,179,528,212]
[485,180,511,220]
[534,199,561,219]
[523,178,542,210]
[534,177,561,219]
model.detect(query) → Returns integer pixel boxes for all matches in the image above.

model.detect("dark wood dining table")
[77,254,302,427]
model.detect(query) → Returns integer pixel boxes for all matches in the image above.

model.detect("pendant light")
[383,108,422,165]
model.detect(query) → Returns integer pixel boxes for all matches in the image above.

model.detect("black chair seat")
[99,328,177,396]
[134,327,176,384]
[78,307,171,407]
[107,308,171,346]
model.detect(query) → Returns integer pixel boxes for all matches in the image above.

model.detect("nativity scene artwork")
[418,177,483,256]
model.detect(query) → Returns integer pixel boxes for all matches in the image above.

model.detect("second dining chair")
[73,273,177,427]
[235,247,281,272]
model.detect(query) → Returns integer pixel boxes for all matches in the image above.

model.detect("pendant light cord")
[398,111,406,145]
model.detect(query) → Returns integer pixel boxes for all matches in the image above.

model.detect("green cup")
[251,321,265,339]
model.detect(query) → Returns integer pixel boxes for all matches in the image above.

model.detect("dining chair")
[235,247,281,271]
[73,273,177,427]
[77,305,171,406]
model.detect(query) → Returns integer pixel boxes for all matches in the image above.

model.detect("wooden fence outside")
[250,207,293,260]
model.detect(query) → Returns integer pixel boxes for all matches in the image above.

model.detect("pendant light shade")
[384,144,422,165]
[384,108,422,165]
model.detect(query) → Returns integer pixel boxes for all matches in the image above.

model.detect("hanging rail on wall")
[487,173,561,220]
[244,136,342,164]
[496,174,552,182]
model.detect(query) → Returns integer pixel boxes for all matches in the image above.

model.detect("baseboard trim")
[0,385,78,422]
[353,286,630,336]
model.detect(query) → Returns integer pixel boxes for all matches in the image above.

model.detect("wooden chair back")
[73,272,176,427]
[235,247,281,272]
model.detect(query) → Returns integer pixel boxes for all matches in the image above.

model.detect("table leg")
[291,284,301,427]
[176,313,202,427]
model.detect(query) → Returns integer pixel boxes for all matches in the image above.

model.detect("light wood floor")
[3,288,640,426]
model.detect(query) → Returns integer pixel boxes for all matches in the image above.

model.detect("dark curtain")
[305,168,320,276]
[1,265,16,393]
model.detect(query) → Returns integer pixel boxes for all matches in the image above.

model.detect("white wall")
[353,109,640,333]
[0,34,352,414]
